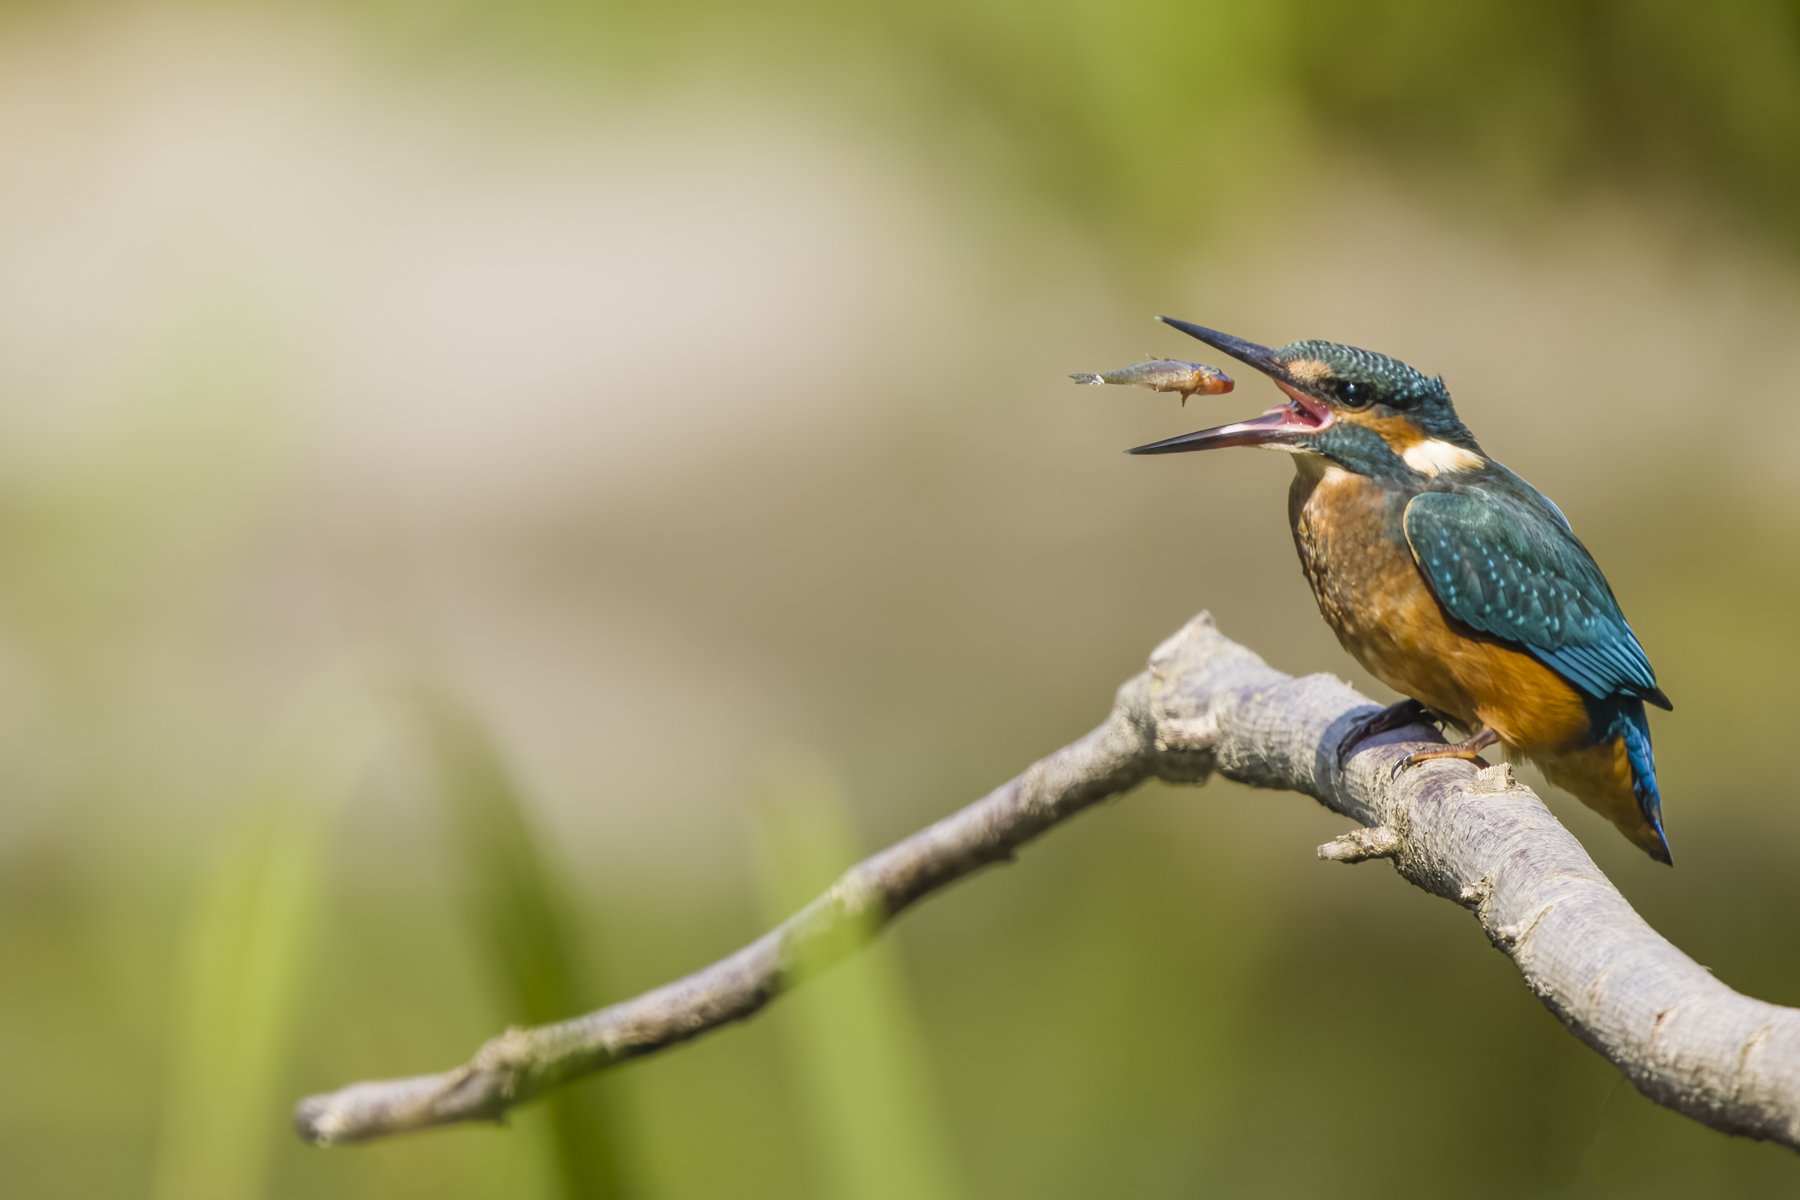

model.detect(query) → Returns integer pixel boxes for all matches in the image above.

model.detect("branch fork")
[1318,826,1400,863]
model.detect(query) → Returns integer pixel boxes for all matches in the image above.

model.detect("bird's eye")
[1338,380,1371,408]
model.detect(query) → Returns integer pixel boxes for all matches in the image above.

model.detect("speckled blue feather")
[1402,488,1668,709]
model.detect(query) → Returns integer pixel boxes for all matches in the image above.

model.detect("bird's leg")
[1336,698,1438,768]
[1390,726,1500,780]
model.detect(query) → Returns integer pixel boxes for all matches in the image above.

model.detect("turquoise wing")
[1402,490,1669,708]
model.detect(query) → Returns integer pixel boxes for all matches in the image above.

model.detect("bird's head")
[1128,318,1486,481]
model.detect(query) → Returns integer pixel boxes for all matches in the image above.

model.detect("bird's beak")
[1126,317,1332,455]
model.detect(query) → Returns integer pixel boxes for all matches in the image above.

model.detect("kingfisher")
[1129,317,1673,863]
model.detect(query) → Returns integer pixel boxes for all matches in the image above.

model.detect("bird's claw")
[1386,733,1498,782]
[1337,699,1435,770]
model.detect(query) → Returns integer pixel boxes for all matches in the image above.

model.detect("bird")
[1128,317,1673,863]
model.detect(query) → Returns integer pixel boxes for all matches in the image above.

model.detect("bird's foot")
[1337,699,1437,769]
[1389,727,1500,781]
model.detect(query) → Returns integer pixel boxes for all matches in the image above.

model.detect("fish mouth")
[1125,317,1333,454]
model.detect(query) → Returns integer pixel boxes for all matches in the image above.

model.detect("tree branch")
[294,613,1800,1152]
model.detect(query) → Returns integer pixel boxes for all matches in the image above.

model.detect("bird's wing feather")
[1402,490,1668,707]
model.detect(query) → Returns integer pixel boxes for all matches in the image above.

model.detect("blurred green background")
[2,1,1798,1196]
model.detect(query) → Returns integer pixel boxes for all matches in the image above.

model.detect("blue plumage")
[1402,488,1669,710]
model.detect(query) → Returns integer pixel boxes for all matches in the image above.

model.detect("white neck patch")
[1402,439,1484,477]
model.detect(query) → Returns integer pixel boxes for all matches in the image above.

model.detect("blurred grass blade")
[410,689,631,1200]
[150,677,376,1200]
[751,755,965,1200]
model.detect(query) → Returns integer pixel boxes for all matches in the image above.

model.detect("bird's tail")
[1538,698,1670,864]
[1069,372,1104,385]
[1613,701,1670,864]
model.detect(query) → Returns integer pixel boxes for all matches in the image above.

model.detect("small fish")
[1069,359,1235,405]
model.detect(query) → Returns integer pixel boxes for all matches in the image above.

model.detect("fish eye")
[1337,380,1372,408]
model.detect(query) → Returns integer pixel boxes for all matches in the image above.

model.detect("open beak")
[1126,317,1332,455]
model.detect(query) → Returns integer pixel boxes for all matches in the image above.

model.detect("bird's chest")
[1287,465,1468,715]
[1288,465,1413,633]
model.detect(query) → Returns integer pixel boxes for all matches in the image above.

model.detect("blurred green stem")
[151,675,377,1200]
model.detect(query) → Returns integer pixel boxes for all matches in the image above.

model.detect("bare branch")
[294,613,1800,1153]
